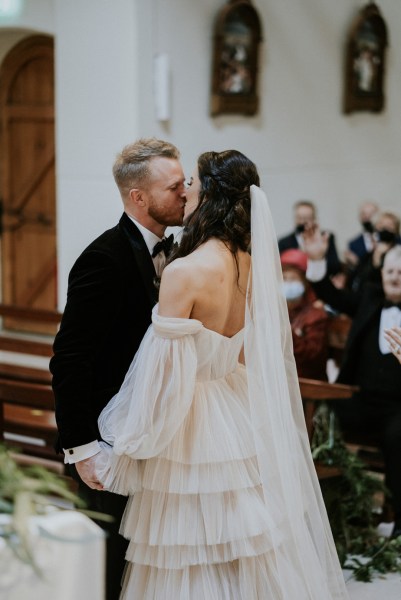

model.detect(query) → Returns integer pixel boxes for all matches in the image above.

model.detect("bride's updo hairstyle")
[171,149,259,261]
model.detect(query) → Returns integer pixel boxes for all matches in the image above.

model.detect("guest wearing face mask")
[278,200,342,276]
[281,249,330,381]
[347,211,401,293]
[345,201,379,267]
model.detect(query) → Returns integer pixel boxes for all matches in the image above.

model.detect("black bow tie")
[383,299,401,310]
[152,234,174,258]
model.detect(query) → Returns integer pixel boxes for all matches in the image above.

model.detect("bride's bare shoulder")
[158,256,199,317]
[165,241,223,278]
[162,253,199,283]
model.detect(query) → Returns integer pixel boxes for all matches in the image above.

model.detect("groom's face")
[144,157,186,227]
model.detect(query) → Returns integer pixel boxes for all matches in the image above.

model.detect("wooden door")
[0,35,57,334]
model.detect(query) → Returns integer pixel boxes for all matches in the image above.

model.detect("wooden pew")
[0,372,60,462]
[0,366,61,465]
[299,377,358,479]
[299,376,386,478]
[299,377,357,439]
[0,304,62,471]
[327,313,352,370]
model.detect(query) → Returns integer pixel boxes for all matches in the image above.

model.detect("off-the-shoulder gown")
[96,308,346,599]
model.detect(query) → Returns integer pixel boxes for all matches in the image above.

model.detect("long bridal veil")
[245,185,348,598]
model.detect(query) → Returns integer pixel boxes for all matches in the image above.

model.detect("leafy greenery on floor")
[0,445,111,572]
[311,404,401,582]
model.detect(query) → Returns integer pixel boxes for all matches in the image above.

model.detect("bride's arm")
[96,263,203,494]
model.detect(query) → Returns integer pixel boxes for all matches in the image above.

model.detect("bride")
[96,150,348,598]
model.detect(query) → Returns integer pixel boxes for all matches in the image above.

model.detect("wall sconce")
[153,53,170,122]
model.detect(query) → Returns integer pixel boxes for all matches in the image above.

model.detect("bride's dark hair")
[170,149,260,261]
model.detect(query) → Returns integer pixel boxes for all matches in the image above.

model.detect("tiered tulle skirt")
[116,371,291,599]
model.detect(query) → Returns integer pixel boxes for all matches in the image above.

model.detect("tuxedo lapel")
[348,303,380,350]
[360,286,385,328]
[119,213,159,306]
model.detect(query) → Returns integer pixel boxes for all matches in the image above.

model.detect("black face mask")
[362,220,374,233]
[295,224,306,234]
[376,229,396,243]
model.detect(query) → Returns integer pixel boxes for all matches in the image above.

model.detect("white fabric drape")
[0,511,104,600]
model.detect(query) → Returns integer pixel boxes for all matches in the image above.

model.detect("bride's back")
[188,239,250,337]
[159,238,250,338]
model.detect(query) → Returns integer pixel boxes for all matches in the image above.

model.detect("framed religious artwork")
[343,2,388,114]
[210,0,262,116]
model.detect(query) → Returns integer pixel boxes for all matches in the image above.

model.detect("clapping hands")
[301,223,330,261]
[384,326,401,365]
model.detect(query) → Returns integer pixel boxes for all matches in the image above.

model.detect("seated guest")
[304,230,401,540]
[345,200,379,267]
[278,200,341,276]
[281,249,329,380]
[347,211,401,292]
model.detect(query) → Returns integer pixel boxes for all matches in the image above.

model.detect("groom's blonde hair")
[113,138,180,197]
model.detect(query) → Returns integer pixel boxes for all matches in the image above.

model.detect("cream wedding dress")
[96,186,349,599]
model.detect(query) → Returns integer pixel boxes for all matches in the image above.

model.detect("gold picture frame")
[210,0,262,117]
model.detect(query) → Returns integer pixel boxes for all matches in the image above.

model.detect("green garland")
[311,404,401,582]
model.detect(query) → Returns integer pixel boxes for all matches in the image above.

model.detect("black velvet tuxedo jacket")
[278,231,341,276]
[50,213,158,451]
[311,275,386,385]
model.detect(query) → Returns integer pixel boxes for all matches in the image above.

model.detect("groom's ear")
[129,188,145,206]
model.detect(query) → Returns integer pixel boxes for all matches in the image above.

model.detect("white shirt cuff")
[63,440,102,464]
[306,259,327,282]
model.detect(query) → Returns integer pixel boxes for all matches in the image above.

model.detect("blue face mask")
[282,280,305,301]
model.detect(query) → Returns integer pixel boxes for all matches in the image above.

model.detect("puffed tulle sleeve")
[95,308,203,495]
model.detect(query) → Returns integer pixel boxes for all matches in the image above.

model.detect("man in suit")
[346,200,379,264]
[278,200,341,276]
[304,228,401,539]
[346,210,401,293]
[50,138,186,599]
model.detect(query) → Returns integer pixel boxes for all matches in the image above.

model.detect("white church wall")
[0,0,54,34]
[53,0,140,302]
[1,0,401,308]
[136,0,401,257]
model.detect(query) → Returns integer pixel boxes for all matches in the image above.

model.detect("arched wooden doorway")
[0,35,58,335]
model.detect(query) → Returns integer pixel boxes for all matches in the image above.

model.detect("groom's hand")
[75,455,104,490]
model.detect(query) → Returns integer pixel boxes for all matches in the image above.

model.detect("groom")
[50,138,186,599]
